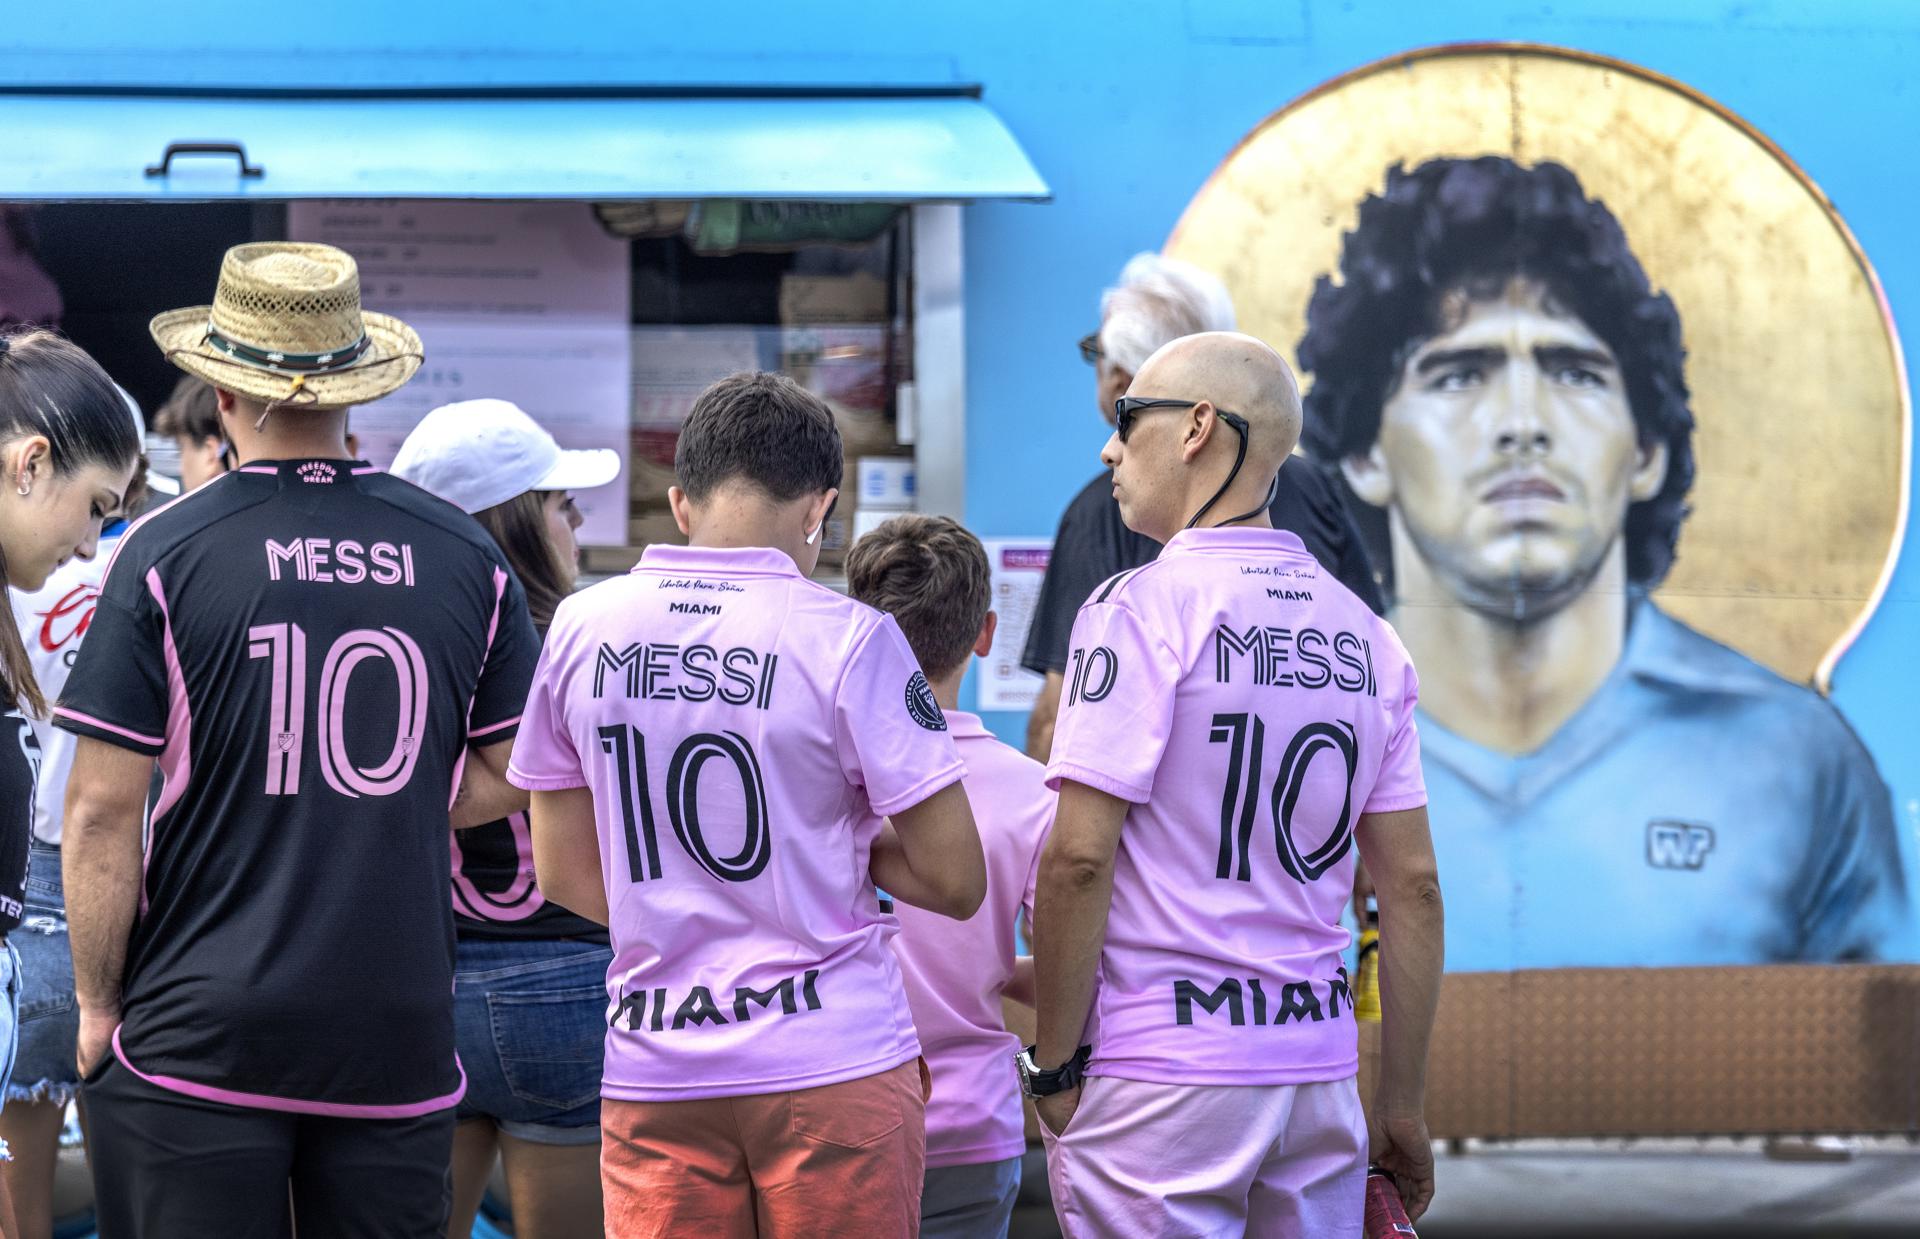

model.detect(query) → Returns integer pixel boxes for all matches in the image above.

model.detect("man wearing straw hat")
[58,242,542,1237]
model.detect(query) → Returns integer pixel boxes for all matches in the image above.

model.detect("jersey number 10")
[597,725,773,885]
[248,622,430,797]
[1210,712,1359,884]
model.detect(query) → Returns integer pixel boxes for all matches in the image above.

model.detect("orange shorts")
[601,1060,927,1238]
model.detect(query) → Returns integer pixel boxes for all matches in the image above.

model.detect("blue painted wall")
[11,0,1920,890]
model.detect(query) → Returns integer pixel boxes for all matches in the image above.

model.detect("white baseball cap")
[391,398,621,515]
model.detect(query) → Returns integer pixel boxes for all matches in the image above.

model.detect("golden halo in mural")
[1166,42,1908,690]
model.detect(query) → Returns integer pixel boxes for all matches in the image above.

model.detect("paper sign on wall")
[977,539,1052,711]
[288,202,633,545]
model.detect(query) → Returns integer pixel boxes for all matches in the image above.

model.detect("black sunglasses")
[1077,331,1104,366]
[1113,396,1247,444]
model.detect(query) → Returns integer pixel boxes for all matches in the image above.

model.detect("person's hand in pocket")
[77,1003,118,1079]
[1036,1085,1081,1137]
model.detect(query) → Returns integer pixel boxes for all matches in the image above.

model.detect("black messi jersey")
[454,622,605,944]
[55,460,539,1114]
[453,809,608,944]
[0,708,38,935]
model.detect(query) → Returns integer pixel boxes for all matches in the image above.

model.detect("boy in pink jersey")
[847,515,1055,1239]
[508,372,986,1239]
[1030,333,1446,1237]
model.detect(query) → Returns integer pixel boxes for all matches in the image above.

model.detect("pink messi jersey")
[508,544,966,1101]
[889,712,1054,1168]
[1046,527,1425,1086]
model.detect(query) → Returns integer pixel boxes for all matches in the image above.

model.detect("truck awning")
[0,91,1050,201]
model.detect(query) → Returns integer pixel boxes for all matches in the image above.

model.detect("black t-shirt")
[1021,457,1386,676]
[55,460,539,1113]
[0,708,38,934]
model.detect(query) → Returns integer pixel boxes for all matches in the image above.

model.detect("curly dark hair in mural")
[1298,156,1696,593]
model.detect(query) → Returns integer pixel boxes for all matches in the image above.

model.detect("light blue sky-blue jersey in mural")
[1423,601,1906,972]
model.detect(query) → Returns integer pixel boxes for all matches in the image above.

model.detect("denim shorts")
[453,936,611,1146]
[7,843,75,1107]
[0,940,20,1113]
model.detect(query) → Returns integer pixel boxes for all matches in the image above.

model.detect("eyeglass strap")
[1209,470,1283,530]
[1175,413,1267,530]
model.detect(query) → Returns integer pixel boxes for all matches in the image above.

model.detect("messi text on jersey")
[265,538,417,587]
[593,642,779,709]
[1214,624,1377,694]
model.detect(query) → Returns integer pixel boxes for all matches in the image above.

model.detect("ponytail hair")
[0,328,143,715]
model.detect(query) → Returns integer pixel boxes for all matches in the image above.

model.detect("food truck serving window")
[0,90,1047,575]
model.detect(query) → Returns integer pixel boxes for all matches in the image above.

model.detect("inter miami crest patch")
[905,672,947,732]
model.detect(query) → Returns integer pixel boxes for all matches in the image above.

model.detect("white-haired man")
[1024,254,1384,761]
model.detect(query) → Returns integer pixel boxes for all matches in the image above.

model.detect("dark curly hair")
[1298,156,1695,593]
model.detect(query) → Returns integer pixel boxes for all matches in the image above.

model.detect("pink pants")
[1045,1075,1367,1238]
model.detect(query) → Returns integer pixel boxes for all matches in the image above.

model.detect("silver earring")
[14,481,27,497]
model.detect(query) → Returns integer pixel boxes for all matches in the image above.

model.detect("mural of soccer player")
[1297,155,1906,971]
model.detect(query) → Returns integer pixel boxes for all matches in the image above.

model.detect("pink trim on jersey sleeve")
[112,1026,466,1119]
[145,569,192,823]
[469,713,521,740]
[461,568,510,739]
[49,708,164,750]
[450,568,513,812]
[144,568,194,917]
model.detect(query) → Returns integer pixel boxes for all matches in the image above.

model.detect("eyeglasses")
[1113,396,1247,444]
[1078,331,1104,366]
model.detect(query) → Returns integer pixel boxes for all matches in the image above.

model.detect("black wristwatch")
[1016,1044,1092,1099]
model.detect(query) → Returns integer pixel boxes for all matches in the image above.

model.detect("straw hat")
[149,242,423,408]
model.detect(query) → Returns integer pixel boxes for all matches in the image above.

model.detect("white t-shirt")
[11,531,122,845]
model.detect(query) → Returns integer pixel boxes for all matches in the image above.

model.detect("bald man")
[1028,334,1444,1236]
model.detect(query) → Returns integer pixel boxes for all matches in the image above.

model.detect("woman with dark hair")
[0,331,143,697]
[5,376,151,1239]
[392,397,619,1239]
[0,327,141,1234]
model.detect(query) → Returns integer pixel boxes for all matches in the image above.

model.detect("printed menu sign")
[977,540,1051,711]
[289,202,632,545]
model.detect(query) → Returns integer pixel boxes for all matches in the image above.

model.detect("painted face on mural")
[1350,278,1668,617]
